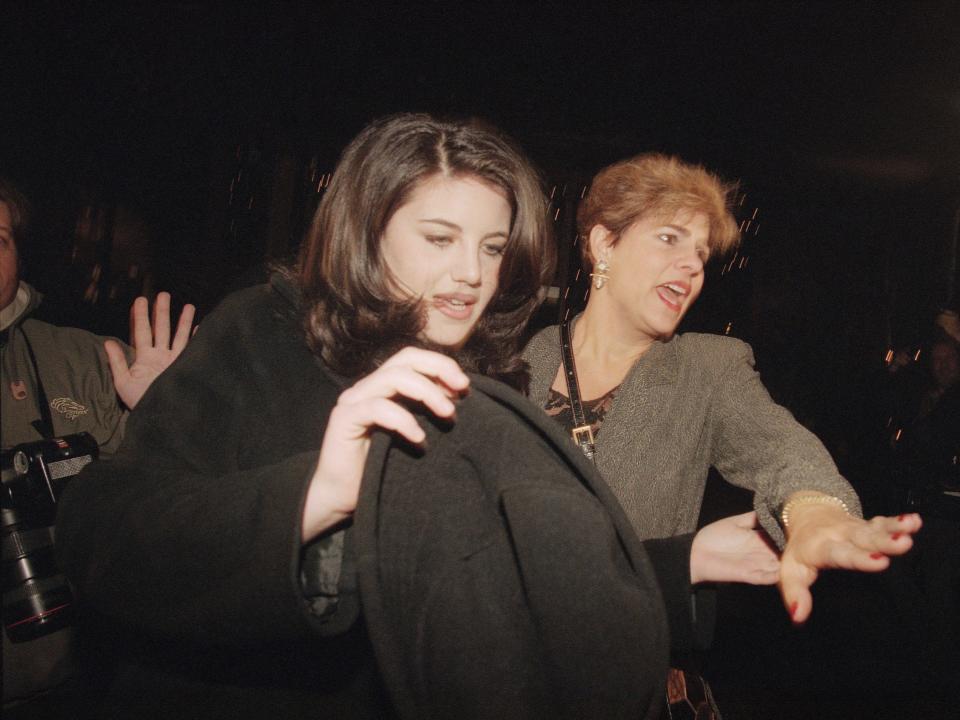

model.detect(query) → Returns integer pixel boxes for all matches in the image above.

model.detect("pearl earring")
[590,259,610,289]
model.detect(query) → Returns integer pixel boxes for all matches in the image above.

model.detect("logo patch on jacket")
[51,397,88,421]
[10,380,28,400]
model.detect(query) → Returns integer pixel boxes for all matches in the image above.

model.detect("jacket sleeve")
[55,289,338,647]
[707,338,862,547]
[641,534,716,670]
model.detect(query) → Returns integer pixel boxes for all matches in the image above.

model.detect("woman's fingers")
[341,365,458,420]
[839,513,922,560]
[780,512,923,623]
[344,348,470,419]
[779,559,818,624]
[335,397,427,446]
[330,347,472,446]
[824,540,892,572]
[380,346,470,393]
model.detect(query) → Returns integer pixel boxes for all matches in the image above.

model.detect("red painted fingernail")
[891,532,902,540]
[897,515,905,521]
[789,601,798,619]
[870,552,885,560]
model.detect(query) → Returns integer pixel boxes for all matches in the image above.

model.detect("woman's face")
[595,210,710,341]
[381,174,512,350]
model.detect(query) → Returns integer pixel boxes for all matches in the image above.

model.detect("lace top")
[544,384,620,441]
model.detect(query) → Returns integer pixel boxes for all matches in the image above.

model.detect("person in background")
[1,177,195,709]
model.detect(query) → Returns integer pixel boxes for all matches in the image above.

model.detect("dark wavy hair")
[296,113,554,389]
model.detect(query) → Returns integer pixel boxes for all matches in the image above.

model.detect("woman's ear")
[587,224,613,265]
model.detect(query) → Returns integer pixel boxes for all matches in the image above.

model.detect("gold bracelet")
[780,493,849,529]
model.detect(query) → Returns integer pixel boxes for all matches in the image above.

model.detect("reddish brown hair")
[577,153,739,270]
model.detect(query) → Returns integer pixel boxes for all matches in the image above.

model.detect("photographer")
[1,178,194,709]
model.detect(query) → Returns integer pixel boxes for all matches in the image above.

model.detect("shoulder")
[194,279,300,350]
[522,323,559,362]
[20,317,113,362]
[151,278,315,400]
[672,332,756,371]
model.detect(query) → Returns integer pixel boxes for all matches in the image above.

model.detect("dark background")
[3,2,959,717]
[5,0,958,484]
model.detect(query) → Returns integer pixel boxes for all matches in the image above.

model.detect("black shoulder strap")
[19,328,56,439]
[559,320,595,462]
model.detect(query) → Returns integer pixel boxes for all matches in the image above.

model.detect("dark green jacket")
[1,282,131,453]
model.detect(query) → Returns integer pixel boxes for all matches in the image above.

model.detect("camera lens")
[2,508,75,643]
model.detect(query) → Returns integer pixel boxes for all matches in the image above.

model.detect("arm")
[58,286,467,647]
[708,339,921,621]
[644,512,780,666]
[708,338,862,546]
[58,291,329,645]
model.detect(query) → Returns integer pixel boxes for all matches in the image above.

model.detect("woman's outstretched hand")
[300,347,470,542]
[690,511,781,585]
[779,503,922,624]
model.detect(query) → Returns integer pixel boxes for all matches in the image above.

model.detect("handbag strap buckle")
[571,424,594,446]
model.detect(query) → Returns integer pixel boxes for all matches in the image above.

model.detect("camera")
[2,432,98,643]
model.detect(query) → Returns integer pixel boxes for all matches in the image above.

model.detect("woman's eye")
[658,233,677,244]
[426,235,452,247]
[482,243,506,257]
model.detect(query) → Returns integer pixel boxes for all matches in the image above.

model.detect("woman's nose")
[451,245,482,285]
[677,247,704,274]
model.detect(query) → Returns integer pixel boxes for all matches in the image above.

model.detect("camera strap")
[19,328,56,439]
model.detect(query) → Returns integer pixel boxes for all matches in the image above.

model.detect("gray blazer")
[523,324,861,546]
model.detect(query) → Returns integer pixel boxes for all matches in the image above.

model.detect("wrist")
[781,492,849,534]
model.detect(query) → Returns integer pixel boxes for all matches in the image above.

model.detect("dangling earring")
[590,258,610,289]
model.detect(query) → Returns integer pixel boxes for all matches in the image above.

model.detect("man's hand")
[106,292,195,410]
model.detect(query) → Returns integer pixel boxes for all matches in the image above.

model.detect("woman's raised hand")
[779,504,923,624]
[300,347,469,542]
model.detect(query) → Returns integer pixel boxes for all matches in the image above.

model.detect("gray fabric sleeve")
[708,340,862,547]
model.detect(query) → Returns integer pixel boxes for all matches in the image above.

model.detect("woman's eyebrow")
[419,218,461,230]
[660,223,691,236]
[419,218,508,240]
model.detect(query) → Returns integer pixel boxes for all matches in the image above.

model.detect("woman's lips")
[432,294,476,320]
[656,283,688,313]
